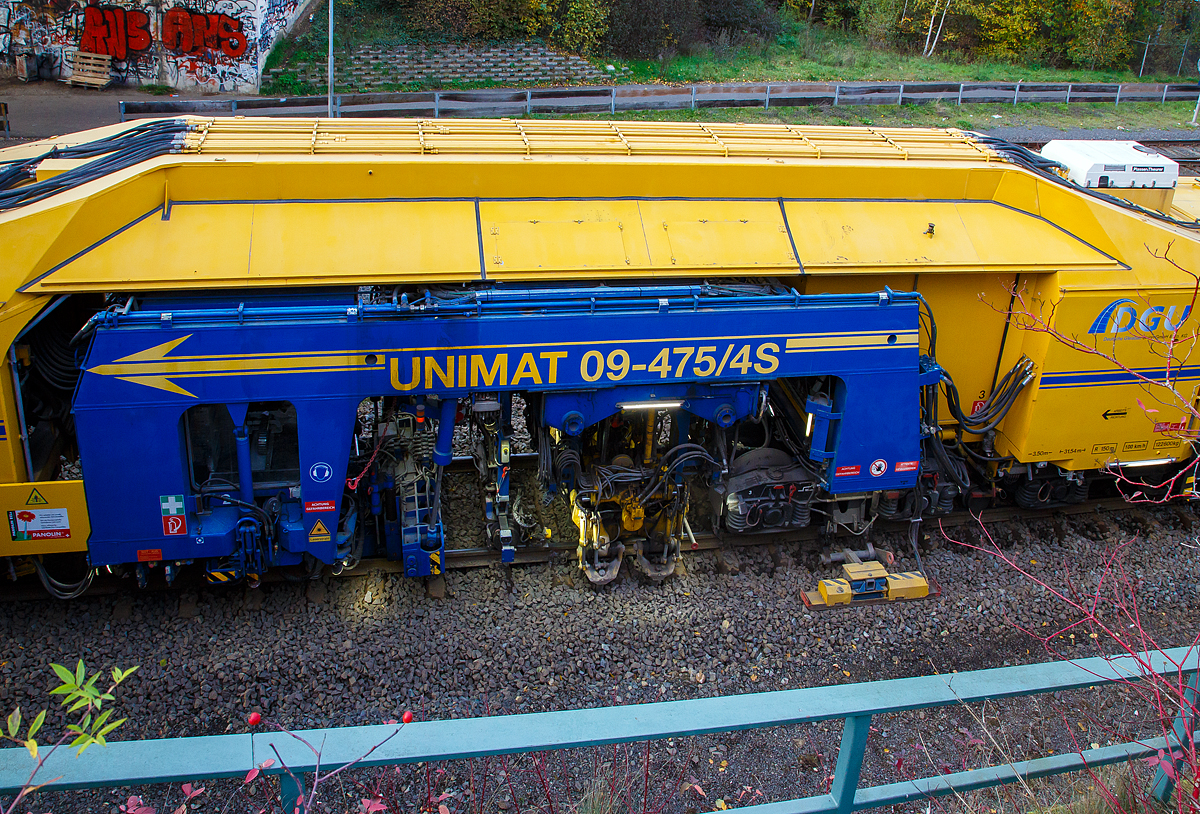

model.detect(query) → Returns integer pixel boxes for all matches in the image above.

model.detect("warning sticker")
[834,465,861,477]
[869,459,888,477]
[137,549,163,562]
[25,489,47,506]
[1154,421,1187,434]
[309,519,331,543]
[8,508,70,541]
[895,460,920,473]
[305,500,336,513]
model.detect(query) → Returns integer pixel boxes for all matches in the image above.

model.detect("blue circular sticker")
[309,462,333,483]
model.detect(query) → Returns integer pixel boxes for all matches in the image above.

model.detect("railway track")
[0,494,1151,601]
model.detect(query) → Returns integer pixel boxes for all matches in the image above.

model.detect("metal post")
[1115,84,1122,106]
[1180,36,1191,76]
[119,100,126,122]
[1163,84,1169,103]
[610,86,616,115]
[1141,26,1161,77]
[434,91,440,119]
[690,86,696,109]
[830,715,872,814]
[1066,83,1072,104]
[1192,92,1200,125]
[957,83,963,105]
[280,772,306,814]
[765,84,771,110]
[833,84,840,106]
[1013,81,1020,106]
[231,99,237,114]
[525,89,531,116]
[1151,670,1199,803]
[326,0,333,118]
[897,83,903,105]
[335,95,341,117]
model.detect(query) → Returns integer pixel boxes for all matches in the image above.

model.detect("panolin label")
[835,465,861,477]
[304,500,336,513]
[1155,421,1187,434]
[895,460,920,472]
[7,508,70,541]
[137,549,163,562]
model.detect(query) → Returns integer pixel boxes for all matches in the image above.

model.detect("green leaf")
[50,664,74,685]
[65,724,84,735]
[110,667,121,683]
[92,709,112,733]
[119,666,139,682]
[48,685,74,697]
[74,661,85,685]
[7,707,20,738]
[67,698,90,714]
[23,739,36,760]
[27,710,45,739]
[83,672,101,691]
[97,718,125,738]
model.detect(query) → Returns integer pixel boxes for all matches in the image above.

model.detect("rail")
[119,80,1200,120]
[0,648,1196,812]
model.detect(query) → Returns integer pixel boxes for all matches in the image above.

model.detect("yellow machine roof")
[0,118,1182,297]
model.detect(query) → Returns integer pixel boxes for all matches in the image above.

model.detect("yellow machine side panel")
[783,200,1121,275]
[995,274,1197,469]
[0,480,89,555]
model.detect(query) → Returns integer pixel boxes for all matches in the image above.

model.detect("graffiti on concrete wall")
[1,0,306,90]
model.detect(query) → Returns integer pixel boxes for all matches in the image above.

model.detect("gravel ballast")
[1,505,1198,813]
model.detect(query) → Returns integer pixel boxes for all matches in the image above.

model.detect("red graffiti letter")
[102,7,127,60]
[217,14,246,58]
[192,13,219,52]
[127,10,151,52]
[162,7,193,53]
[79,6,108,54]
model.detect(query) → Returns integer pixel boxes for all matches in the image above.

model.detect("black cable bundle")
[942,356,1035,435]
[0,119,189,211]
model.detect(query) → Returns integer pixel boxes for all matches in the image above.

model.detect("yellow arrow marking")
[88,335,386,397]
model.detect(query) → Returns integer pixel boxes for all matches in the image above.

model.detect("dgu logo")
[1087,299,1192,335]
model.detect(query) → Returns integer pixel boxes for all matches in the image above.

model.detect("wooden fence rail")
[119,79,1200,121]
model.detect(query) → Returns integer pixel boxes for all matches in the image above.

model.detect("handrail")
[0,647,1195,812]
[118,80,1200,121]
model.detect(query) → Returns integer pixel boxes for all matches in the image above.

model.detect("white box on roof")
[1039,140,1177,189]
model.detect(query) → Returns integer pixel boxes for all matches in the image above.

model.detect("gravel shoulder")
[0,505,1196,813]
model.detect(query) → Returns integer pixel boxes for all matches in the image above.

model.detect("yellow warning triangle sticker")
[25,489,47,506]
[308,519,331,539]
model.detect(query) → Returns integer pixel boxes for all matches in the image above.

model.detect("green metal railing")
[1,648,1195,813]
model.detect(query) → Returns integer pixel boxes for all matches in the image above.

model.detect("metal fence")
[118,80,1200,121]
[1,647,1196,813]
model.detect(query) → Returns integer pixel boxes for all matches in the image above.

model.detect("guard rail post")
[610,86,616,115]
[831,714,872,814]
[1163,84,1169,103]
[336,95,342,118]
[1066,84,1072,103]
[1151,669,1199,803]
[525,89,531,116]
[1192,92,1200,125]
[957,83,963,105]
[1013,81,1020,106]
[834,84,840,105]
[1116,84,1122,106]
[765,84,771,110]
[119,100,125,123]
[690,86,696,109]
[434,91,440,118]
[231,99,237,114]
[897,84,903,105]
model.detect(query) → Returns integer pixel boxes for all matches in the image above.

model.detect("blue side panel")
[72,286,923,566]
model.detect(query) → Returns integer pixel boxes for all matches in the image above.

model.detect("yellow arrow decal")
[88,335,386,397]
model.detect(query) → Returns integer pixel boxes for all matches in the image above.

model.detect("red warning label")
[835,465,861,477]
[895,460,920,472]
[137,549,163,562]
[304,500,336,513]
[162,515,187,536]
[1155,421,1187,434]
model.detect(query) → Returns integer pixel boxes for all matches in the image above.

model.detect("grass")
[531,100,1200,134]
[616,24,1186,86]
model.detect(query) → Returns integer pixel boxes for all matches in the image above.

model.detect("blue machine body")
[71,285,923,568]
